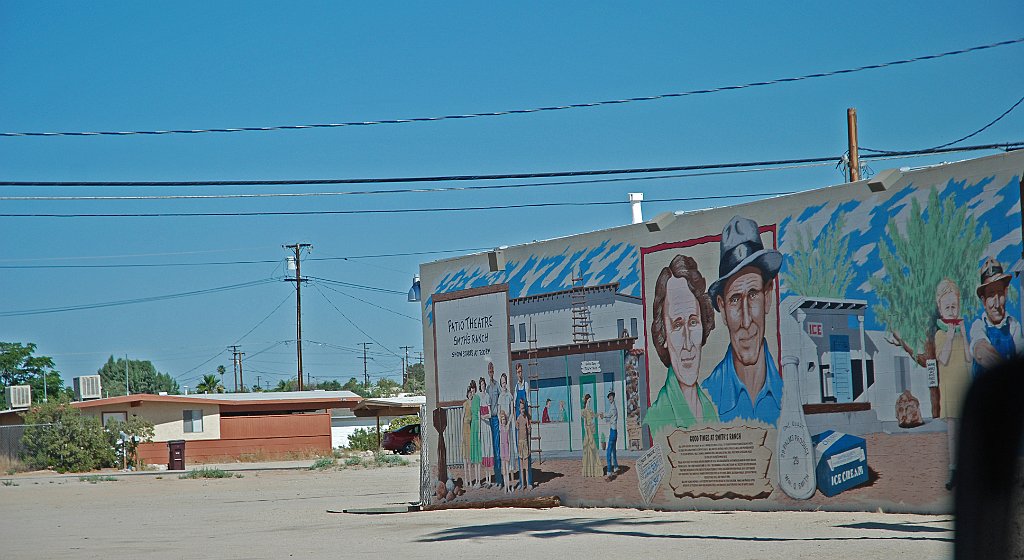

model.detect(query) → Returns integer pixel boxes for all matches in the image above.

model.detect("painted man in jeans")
[602,391,619,479]
[485,361,503,487]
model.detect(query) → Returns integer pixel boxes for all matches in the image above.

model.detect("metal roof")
[186,390,360,401]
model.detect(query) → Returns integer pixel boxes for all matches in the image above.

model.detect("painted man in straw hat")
[702,216,784,426]
[970,257,1023,376]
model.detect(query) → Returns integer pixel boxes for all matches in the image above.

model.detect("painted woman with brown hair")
[581,393,600,477]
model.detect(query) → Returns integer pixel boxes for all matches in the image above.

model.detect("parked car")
[382,423,421,454]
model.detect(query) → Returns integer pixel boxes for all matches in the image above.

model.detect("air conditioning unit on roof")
[5,385,31,409]
[74,375,102,401]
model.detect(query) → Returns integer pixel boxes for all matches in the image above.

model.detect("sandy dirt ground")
[0,458,957,560]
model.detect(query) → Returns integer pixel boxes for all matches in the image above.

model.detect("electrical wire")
[0,191,799,218]
[862,94,1024,154]
[306,276,406,295]
[3,37,1021,138]
[311,283,400,358]
[0,277,280,317]
[0,246,491,269]
[314,282,420,321]
[0,162,837,200]
[1,141,1018,189]
[233,292,293,344]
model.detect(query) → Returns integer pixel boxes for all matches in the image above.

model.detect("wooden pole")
[847,107,860,182]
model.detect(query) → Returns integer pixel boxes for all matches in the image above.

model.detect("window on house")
[519,323,527,343]
[183,409,203,433]
[630,318,638,337]
[101,411,127,427]
[509,324,516,343]
[617,319,625,338]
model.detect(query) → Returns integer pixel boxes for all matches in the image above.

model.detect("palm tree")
[196,374,223,394]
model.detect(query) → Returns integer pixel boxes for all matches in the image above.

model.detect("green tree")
[195,374,224,394]
[273,379,297,392]
[97,356,179,396]
[387,415,419,431]
[372,378,401,398]
[105,414,155,469]
[870,187,992,363]
[346,427,380,451]
[0,342,65,407]
[21,402,115,473]
[781,212,854,298]
[403,363,425,395]
[341,377,368,397]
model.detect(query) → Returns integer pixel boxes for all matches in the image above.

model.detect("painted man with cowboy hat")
[970,256,1023,376]
[701,215,784,426]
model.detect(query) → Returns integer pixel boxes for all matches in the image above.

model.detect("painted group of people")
[462,361,534,492]
[580,390,620,480]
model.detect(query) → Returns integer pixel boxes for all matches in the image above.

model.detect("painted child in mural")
[644,254,720,436]
[499,409,513,494]
[462,382,476,486]
[513,362,533,487]
[498,372,515,489]
[516,398,531,490]
[704,216,784,426]
[581,393,601,477]
[485,361,504,487]
[970,257,1023,376]
[934,278,972,489]
[478,376,493,487]
[559,400,568,423]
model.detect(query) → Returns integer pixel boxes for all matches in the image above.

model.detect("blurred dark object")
[955,357,1024,559]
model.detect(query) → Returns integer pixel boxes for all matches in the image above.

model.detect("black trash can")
[168,440,186,470]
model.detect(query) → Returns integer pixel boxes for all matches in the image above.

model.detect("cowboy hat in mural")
[702,215,784,426]
[970,256,1023,376]
[708,215,783,310]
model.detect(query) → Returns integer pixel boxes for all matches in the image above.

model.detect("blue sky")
[1,2,1022,390]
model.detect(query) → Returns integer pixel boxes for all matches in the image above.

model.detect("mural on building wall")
[421,157,1024,512]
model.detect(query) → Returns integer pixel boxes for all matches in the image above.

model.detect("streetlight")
[407,275,421,303]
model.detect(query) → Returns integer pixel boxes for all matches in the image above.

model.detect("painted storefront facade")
[419,151,1024,513]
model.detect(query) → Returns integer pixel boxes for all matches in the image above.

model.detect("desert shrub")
[79,475,117,484]
[310,457,336,470]
[346,427,380,452]
[344,456,363,467]
[21,402,115,473]
[374,452,409,467]
[179,468,233,479]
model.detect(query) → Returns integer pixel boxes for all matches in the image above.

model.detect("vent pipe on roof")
[629,193,644,224]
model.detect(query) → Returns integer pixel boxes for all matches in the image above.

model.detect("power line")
[0,277,280,317]
[0,162,835,199]
[311,283,399,358]
[3,37,1021,138]
[862,94,1024,154]
[306,276,406,295]
[0,246,491,269]
[233,292,293,344]
[0,192,819,218]
[315,282,420,321]
[1,141,1018,191]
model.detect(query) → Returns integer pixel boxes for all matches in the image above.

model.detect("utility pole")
[400,346,413,388]
[237,350,245,392]
[360,342,373,388]
[284,243,312,390]
[229,345,241,393]
[256,375,261,391]
[416,351,423,365]
[847,107,860,183]
[125,354,130,396]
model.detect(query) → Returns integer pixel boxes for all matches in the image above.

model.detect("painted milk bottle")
[776,355,816,499]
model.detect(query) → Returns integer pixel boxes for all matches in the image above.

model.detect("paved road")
[0,460,953,559]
